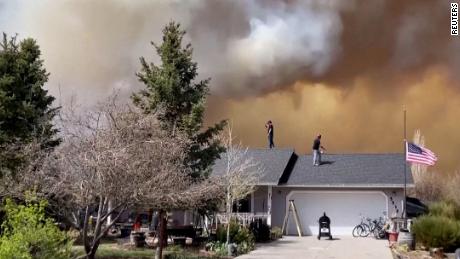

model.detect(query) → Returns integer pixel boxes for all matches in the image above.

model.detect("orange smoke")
[205,66,459,173]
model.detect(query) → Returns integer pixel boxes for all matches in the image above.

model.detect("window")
[233,195,251,213]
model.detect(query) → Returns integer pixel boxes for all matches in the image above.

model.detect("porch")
[216,212,270,227]
[214,185,273,227]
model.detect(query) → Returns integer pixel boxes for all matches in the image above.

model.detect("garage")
[285,191,388,236]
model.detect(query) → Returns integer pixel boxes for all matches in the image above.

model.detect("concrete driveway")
[236,236,393,259]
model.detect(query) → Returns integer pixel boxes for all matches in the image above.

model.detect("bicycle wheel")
[368,221,376,233]
[352,225,364,237]
[372,227,380,238]
[373,228,386,239]
[360,224,370,237]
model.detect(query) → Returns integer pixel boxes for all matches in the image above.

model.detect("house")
[212,148,414,236]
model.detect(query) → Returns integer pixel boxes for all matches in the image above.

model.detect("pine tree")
[0,33,59,175]
[133,22,226,178]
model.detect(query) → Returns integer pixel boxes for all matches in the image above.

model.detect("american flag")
[406,142,437,166]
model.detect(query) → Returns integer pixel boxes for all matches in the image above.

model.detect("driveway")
[236,236,393,259]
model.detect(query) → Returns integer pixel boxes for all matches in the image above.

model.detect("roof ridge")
[298,153,404,156]
[244,147,295,152]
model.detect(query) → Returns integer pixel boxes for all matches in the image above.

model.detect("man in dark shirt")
[266,120,274,149]
[312,134,326,166]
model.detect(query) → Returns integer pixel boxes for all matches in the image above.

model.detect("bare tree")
[444,171,460,207]
[217,126,263,251]
[410,130,444,203]
[411,129,427,183]
[21,96,222,259]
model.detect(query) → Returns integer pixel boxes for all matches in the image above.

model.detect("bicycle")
[353,215,386,237]
[372,217,388,239]
[366,217,383,235]
[352,215,370,237]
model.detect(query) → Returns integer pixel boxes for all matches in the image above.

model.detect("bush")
[444,172,460,208]
[249,219,270,242]
[270,227,283,240]
[429,201,460,220]
[412,170,444,203]
[216,219,240,243]
[213,218,255,255]
[412,202,460,252]
[413,170,460,207]
[205,241,227,256]
[412,215,460,251]
[234,227,255,254]
[0,197,72,259]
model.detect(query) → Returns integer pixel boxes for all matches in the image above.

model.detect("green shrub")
[249,220,270,242]
[164,251,223,259]
[216,219,240,243]
[165,244,184,253]
[429,201,460,220]
[412,215,460,251]
[205,241,227,256]
[270,227,283,240]
[233,227,253,244]
[234,227,255,254]
[213,219,255,255]
[0,197,73,259]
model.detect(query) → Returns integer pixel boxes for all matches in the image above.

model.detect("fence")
[216,213,269,226]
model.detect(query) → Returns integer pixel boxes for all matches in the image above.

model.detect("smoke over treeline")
[1,0,459,171]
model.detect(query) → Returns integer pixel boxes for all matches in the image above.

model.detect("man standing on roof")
[266,120,275,149]
[313,134,326,166]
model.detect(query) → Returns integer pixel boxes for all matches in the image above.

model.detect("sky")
[1,0,459,173]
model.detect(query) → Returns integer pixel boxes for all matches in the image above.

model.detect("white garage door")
[286,191,388,236]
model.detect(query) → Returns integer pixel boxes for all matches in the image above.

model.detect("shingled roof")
[283,154,413,187]
[212,148,296,185]
[212,150,413,187]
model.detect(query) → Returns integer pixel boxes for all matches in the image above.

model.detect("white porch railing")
[216,213,269,226]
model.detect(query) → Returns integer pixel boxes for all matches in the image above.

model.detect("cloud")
[205,67,460,172]
[1,0,459,171]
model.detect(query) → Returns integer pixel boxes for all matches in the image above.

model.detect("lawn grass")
[73,244,155,258]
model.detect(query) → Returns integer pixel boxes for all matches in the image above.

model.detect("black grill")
[317,212,332,240]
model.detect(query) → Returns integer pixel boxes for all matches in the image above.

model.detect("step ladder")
[281,200,303,237]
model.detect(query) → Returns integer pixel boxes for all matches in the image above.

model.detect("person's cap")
[317,134,322,138]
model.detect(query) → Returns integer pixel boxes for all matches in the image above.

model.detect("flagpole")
[403,108,407,221]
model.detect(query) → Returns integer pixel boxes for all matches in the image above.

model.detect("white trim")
[401,200,404,217]
[281,184,414,188]
[285,190,389,223]
[267,186,272,226]
[250,192,255,213]
[258,183,279,186]
[252,183,414,188]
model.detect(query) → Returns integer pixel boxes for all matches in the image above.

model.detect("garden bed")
[72,244,154,259]
[72,243,231,259]
[391,246,456,259]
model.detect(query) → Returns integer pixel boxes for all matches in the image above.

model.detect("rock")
[430,248,444,259]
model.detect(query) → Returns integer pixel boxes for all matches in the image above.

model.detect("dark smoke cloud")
[1,0,456,99]
[185,0,458,96]
[1,0,459,172]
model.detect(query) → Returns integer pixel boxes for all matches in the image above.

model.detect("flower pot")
[397,231,415,250]
[388,231,398,245]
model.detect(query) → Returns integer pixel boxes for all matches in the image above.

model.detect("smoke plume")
[1,0,459,171]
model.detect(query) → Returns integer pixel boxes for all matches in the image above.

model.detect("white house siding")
[170,187,405,231]
[272,187,289,231]
[269,187,405,236]
[252,186,268,213]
